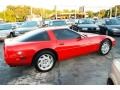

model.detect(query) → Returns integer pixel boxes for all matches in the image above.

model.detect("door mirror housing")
[76,36,82,41]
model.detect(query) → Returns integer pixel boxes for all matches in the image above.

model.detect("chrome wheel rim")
[101,41,110,54]
[37,54,54,71]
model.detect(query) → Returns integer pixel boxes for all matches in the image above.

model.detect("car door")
[53,29,93,61]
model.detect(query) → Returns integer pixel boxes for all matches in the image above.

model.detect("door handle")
[59,43,64,45]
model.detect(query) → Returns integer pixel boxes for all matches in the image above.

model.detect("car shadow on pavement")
[6,52,113,85]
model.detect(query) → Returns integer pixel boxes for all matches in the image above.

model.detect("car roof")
[39,26,69,31]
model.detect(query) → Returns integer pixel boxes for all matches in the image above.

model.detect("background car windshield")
[20,21,38,28]
[78,19,94,24]
[49,21,66,26]
[0,24,12,30]
[106,19,120,25]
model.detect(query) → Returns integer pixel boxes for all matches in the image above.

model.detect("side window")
[23,31,50,42]
[53,29,80,40]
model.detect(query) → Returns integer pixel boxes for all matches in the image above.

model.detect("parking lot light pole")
[110,8,112,18]
[75,9,77,19]
[3,7,6,22]
[54,5,57,19]
[3,10,6,21]
[30,7,33,15]
[115,6,117,18]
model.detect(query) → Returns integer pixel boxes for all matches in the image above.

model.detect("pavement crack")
[57,62,62,85]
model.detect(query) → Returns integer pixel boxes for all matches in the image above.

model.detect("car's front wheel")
[34,51,56,72]
[99,39,112,55]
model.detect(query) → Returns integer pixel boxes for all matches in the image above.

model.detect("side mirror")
[76,36,81,41]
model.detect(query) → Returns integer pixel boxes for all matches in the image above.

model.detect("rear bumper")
[4,54,32,67]
[4,49,32,66]
[3,41,34,66]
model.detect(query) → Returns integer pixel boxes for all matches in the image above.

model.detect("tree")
[86,11,94,18]
[98,9,106,18]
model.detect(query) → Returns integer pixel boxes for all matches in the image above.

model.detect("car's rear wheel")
[99,39,112,55]
[107,78,114,85]
[8,33,14,38]
[34,51,56,72]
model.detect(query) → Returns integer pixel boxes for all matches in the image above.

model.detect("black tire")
[8,33,14,38]
[33,51,56,72]
[107,78,114,85]
[99,39,112,55]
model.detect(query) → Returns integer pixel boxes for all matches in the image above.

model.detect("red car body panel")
[4,27,116,66]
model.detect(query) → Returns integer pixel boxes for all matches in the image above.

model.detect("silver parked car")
[16,21,42,34]
[107,59,120,85]
[0,23,19,41]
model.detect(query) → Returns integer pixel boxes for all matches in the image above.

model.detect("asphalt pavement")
[0,37,120,85]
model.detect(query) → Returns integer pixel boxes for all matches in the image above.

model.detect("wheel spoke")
[37,54,54,71]
[101,41,110,54]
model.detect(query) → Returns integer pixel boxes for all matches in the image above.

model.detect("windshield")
[78,19,94,24]
[0,24,13,30]
[106,19,120,25]
[20,21,38,28]
[49,20,67,26]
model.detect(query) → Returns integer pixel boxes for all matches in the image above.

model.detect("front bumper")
[80,28,100,33]
[112,32,120,35]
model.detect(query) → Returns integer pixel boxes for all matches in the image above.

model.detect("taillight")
[3,42,5,50]
[3,42,5,58]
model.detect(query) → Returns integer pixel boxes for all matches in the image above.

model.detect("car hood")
[113,59,120,71]
[78,24,98,28]
[79,32,100,37]
[106,25,120,29]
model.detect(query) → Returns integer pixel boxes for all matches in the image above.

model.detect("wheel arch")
[31,48,58,65]
[100,38,112,46]
[98,38,112,55]
[107,77,114,85]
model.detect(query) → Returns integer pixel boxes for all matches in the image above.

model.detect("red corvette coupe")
[4,26,116,72]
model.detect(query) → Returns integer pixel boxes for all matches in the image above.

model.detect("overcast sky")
[0,0,120,12]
